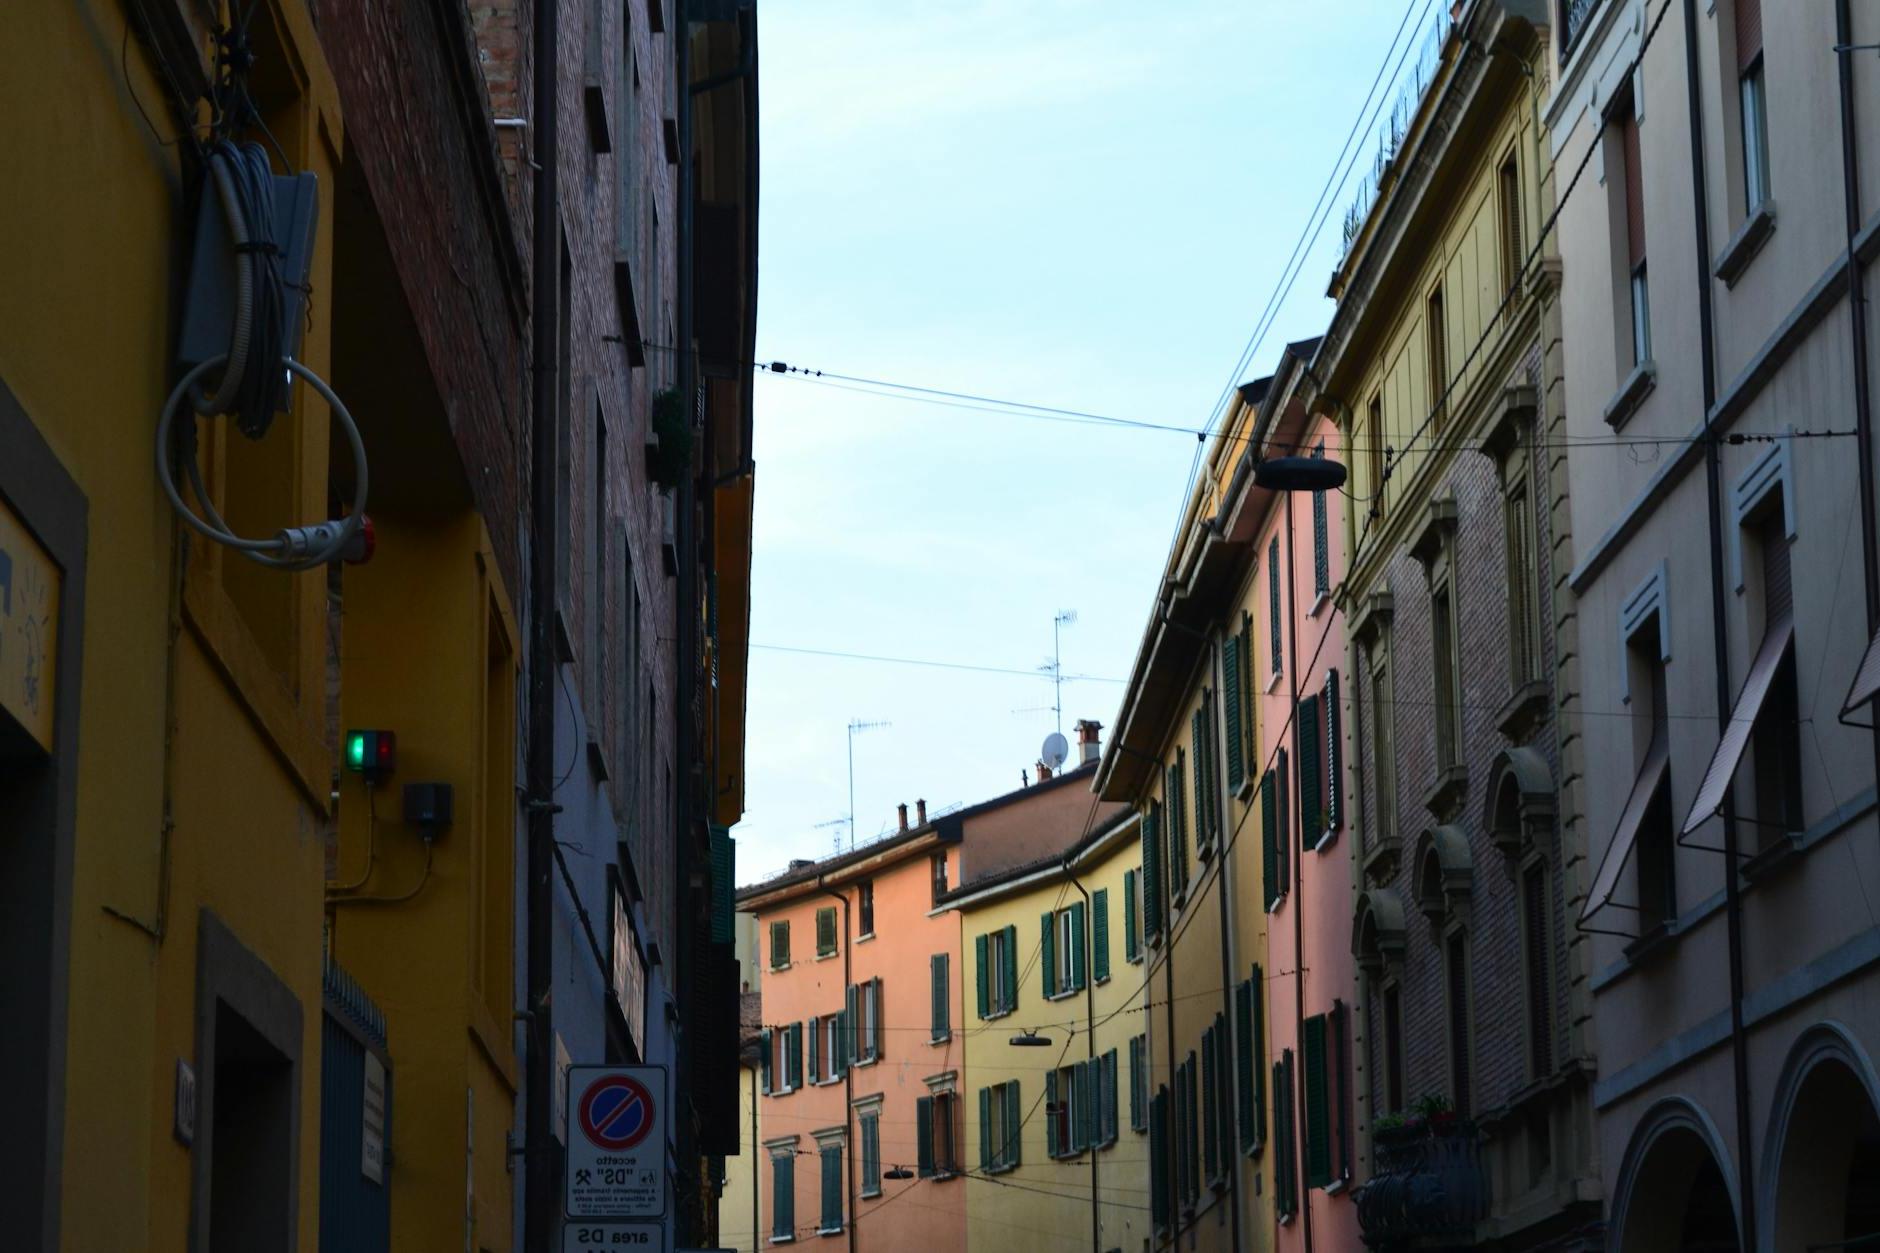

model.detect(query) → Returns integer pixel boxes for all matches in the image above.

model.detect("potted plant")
[1414,1092,1460,1135]
[646,387,693,489]
[1372,1111,1418,1148]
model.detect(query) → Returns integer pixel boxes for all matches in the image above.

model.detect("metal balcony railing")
[1355,1119,1490,1249]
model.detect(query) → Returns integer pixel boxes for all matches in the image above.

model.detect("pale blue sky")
[739,0,1435,882]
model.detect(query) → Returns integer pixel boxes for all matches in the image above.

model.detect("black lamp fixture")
[1254,455,1347,493]
[883,1166,915,1181]
[1009,1028,1053,1047]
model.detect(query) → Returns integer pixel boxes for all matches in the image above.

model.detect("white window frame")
[1740,57,1770,211]
[1055,909,1076,995]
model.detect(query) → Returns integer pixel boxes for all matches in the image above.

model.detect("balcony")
[1356,1120,1490,1249]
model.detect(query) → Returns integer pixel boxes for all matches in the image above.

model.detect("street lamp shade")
[1254,455,1347,492]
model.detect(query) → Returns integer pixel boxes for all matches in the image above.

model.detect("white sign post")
[562,1221,667,1253]
[565,1064,666,1218]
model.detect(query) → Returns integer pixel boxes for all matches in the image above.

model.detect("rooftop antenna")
[813,815,848,858]
[848,719,890,853]
[1040,731,1069,773]
[1052,610,1078,736]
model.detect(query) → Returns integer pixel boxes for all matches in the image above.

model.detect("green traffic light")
[347,734,366,767]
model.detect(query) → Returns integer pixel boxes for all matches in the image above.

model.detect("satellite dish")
[1041,731,1070,771]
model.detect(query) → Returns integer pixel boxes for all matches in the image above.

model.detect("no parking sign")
[566,1065,667,1217]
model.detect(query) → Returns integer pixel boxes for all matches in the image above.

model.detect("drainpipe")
[1681,0,1757,1239]
[1836,3,1880,798]
[1285,477,1314,1253]
[816,879,856,1253]
[522,0,563,1239]
[1059,855,1100,1253]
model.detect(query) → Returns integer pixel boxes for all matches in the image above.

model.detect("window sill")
[1045,989,1081,1003]
[851,1056,878,1070]
[929,1032,952,1046]
[818,1227,844,1238]
[769,1237,796,1246]
[1422,764,1469,822]
[856,932,875,944]
[1095,974,1111,986]
[1312,828,1339,855]
[1265,669,1285,695]
[860,1187,882,1200]
[1715,200,1777,288]
[1742,830,1803,883]
[1495,679,1552,744]
[1236,777,1258,803]
[1325,1177,1349,1196]
[984,1162,1018,1176]
[1602,360,1657,432]
[1623,919,1681,966]
[770,962,792,974]
[1126,952,1144,966]
[1309,590,1333,618]
[1197,838,1216,863]
[815,951,840,962]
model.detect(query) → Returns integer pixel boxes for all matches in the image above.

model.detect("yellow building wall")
[958,826,1153,1253]
[720,1061,762,1252]
[0,2,343,1248]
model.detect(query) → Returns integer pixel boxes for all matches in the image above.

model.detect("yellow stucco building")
[945,809,1152,1253]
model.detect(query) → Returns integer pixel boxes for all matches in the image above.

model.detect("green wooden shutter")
[1332,999,1351,1182]
[1313,486,1330,594]
[1276,748,1291,888]
[773,1154,794,1237]
[917,1097,935,1177]
[770,920,788,967]
[870,976,884,1060]
[821,1145,842,1231]
[1129,1036,1144,1131]
[1184,1053,1200,1201]
[979,1087,992,1169]
[1123,870,1139,961]
[760,1029,773,1094]
[1141,808,1162,938]
[845,985,859,1062]
[817,907,836,957]
[808,1014,821,1082]
[1236,981,1255,1151]
[1041,911,1058,999]
[1002,924,1018,1013]
[790,1023,804,1090]
[1092,889,1110,982]
[1150,1087,1170,1230]
[974,934,989,1020]
[1304,1013,1330,1187]
[1167,759,1188,895]
[1085,1058,1099,1149]
[1046,1069,1060,1158]
[1298,694,1322,850]
[1261,771,1280,912]
[1202,1027,1219,1182]
[1274,1054,1295,1218]
[1325,668,1343,830]
[1215,1012,1235,1176]
[1070,901,1087,990]
[863,1113,880,1196]
[1269,538,1284,672]
[933,953,950,1040]
[1191,709,1209,848]
[1005,1081,1022,1167]
[1252,964,1268,1145]
[1224,636,1245,793]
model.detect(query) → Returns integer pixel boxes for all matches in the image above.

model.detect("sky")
[738,0,1442,884]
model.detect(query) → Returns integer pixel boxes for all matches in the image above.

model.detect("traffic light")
[344,729,396,783]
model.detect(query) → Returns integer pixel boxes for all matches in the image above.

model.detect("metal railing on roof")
[739,801,967,890]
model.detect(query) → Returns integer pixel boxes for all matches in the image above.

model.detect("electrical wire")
[327,839,436,907]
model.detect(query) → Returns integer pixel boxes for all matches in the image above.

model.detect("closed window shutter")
[821,1146,841,1231]
[1129,1036,1144,1131]
[1736,0,1762,72]
[1002,924,1018,1013]
[1298,694,1322,850]
[760,1029,773,1094]
[975,933,989,1020]
[917,1097,935,1177]
[1325,669,1343,831]
[1235,981,1255,1150]
[1168,758,1189,893]
[1046,1069,1060,1158]
[1150,1088,1170,1230]
[808,1015,820,1082]
[1142,807,1163,937]
[864,1115,880,1195]
[817,908,835,956]
[1070,901,1087,990]
[1185,1053,1200,1201]
[1269,538,1284,672]
[1261,771,1280,911]
[1123,870,1139,961]
[1005,1081,1022,1167]
[1304,1013,1330,1187]
[1202,1027,1219,1182]
[1215,1012,1235,1175]
[790,1023,804,1090]
[1224,636,1245,792]
[773,1155,794,1237]
[1313,488,1330,594]
[871,976,884,1059]
[1092,889,1109,982]
[1274,1053,1296,1217]
[1276,749,1291,887]
[933,954,950,1040]
[1104,1048,1119,1143]
[845,986,859,1063]
[1191,709,1210,846]
[1041,911,1058,999]
[1252,964,1268,1145]
[771,920,788,967]
[979,1087,992,1169]
[1332,999,1352,1182]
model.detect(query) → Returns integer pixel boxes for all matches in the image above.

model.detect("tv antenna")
[814,814,849,857]
[848,719,890,853]
[1049,610,1078,736]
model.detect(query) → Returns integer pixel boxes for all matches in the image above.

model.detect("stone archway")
[1762,1024,1880,1251]
[1611,1099,1743,1253]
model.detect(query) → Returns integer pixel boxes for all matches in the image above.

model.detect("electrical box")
[403,782,454,833]
[176,169,320,431]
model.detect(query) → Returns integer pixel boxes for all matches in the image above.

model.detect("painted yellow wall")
[0,2,342,1249]
[720,1060,762,1252]
[957,822,1153,1253]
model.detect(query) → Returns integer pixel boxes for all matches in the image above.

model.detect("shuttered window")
[1041,910,1057,1000]
[1141,805,1163,940]
[979,1081,1021,1172]
[1150,1086,1171,1231]
[1621,100,1645,269]
[1251,966,1268,1145]
[1046,1068,1063,1158]
[1261,769,1281,912]
[1092,888,1111,982]
[1202,1025,1220,1185]
[1298,693,1322,850]
[1001,925,1017,1014]
[974,934,989,1020]
[1192,706,1213,852]
[771,1153,794,1238]
[1303,1013,1330,1188]
[1215,1011,1236,1178]
[1499,152,1523,295]
[1269,538,1284,673]
[819,1146,842,1232]
[1005,1082,1022,1169]
[931,953,950,1042]
[1312,485,1330,596]
[815,907,837,957]
[917,1097,935,1177]
[1235,979,1258,1152]
[769,920,790,968]
[1332,999,1352,1183]
[788,1022,804,1091]
[1276,749,1291,892]
[1448,931,1472,1116]
[1130,1034,1148,1132]
[760,1028,773,1094]
[1167,756,1190,898]
[1324,668,1343,832]
[1123,869,1141,962]
[1523,865,1554,1078]
[1427,284,1449,427]
[1102,1047,1119,1146]
[1224,635,1246,793]
[1182,1052,1200,1204]
[861,1111,881,1197]
[1274,1051,1298,1219]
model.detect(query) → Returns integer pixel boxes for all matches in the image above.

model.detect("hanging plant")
[647,387,694,489]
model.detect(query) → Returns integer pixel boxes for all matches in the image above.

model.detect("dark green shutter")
[1298,694,1322,850]
[771,919,789,967]
[1236,982,1255,1151]
[979,1087,992,1169]
[710,826,734,942]
[1129,1036,1144,1131]
[1325,669,1343,831]
[1313,486,1330,594]
[1150,1087,1170,1230]
[1041,912,1058,999]
[1192,709,1209,848]
[1224,636,1245,793]
[808,1014,820,1081]
[1141,808,1162,938]
[790,1023,804,1090]
[917,1097,935,1177]
[1123,870,1139,961]
[773,1154,794,1237]
[817,907,836,956]
[1202,1028,1219,1182]
[870,976,884,1059]
[1215,1012,1235,1176]
[1274,1053,1295,1218]
[1005,1081,1022,1167]
[1092,889,1110,982]
[863,1114,880,1195]
[1070,901,1087,990]
[1185,1052,1200,1201]
[1046,1069,1060,1158]
[1276,748,1291,888]
[760,1029,773,1094]
[1002,924,1018,1012]
[1261,771,1280,912]
[1332,999,1351,1182]
[1269,538,1283,672]
[1252,964,1268,1145]
[821,1145,842,1231]
[975,933,989,1019]
[1304,1013,1330,1187]
[845,986,859,1063]
[933,953,950,1040]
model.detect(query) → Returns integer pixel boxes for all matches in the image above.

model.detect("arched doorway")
[1612,1103,1743,1253]
[1765,1028,1880,1251]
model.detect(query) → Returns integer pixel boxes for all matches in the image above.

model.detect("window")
[1432,582,1461,772]
[769,920,790,970]
[1142,803,1165,940]
[859,1107,882,1198]
[930,953,951,1042]
[975,925,1018,1018]
[980,1080,1022,1172]
[1051,1061,1101,1158]
[1092,887,1111,982]
[1046,905,1078,996]
[857,880,874,937]
[815,907,837,958]
[931,853,949,904]
[1193,695,1221,853]
[1506,464,1542,687]
[1522,862,1555,1079]
[848,978,882,1064]
[1224,632,1248,795]
[807,1011,846,1086]
[1312,465,1330,599]
[1273,1051,1298,1220]
[1634,637,1678,934]
[1172,1052,1198,1206]
[1269,537,1284,674]
[1102,1047,1121,1147]
[917,1090,960,1178]
[1166,754,1190,899]
[1122,869,1141,963]
[1427,284,1448,426]
[818,1138,843,1234]
[766,1022,803,1095]
[1130,1034,1149,1133]
[1366,393,1386,516]
[1202,1021,1222,1187]
[769,1147,795,1240]
[1737,0,1769,210]
[1369,643,1396,846]
[1324,669,1343,834]
[1049,1064,1075,1157]
[1298,691,1323,850]
[1236,966,1267,1152]
[1446,930,1472,1117]
[1332,1000,1353,1183]
[1499,151,1524,295]
[1749,505,1802,848]
[1617,94,1651,366]
[1261,764,1288,912]
[1150,1086,1172,1232]
[1382,982,1405,1115]
[1303,1013,1330,1188]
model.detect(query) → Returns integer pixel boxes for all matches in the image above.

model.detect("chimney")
[916,798,927,825]
[1074,719,1103,766]
[897,802,909,832]
[1036,759,1054,782]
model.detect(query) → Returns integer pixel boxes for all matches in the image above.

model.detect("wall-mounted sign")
[563,1221,666,1252]
[566,1065,666,1218]
[612,884,646,1057]
[0,494,59,752]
